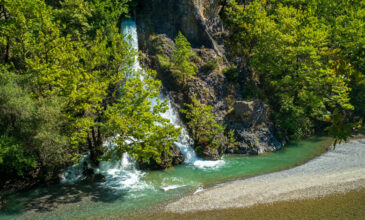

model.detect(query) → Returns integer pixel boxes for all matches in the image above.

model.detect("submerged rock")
[82,165,106,183]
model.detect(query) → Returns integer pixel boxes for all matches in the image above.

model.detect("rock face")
[226,101,282,154]
[232,101,269,128]
[136,0,226,58]
[136,0,282,157]
[138,144,184,170]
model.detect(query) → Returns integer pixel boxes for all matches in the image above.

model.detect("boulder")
[232,100,269,127]
[226,125,282,155]
[82,165,106,183]
[226,100,282,154]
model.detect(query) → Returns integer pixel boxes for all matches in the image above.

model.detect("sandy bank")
[165,139,365,213]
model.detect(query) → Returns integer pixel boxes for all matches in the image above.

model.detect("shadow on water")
[1,182,125,215]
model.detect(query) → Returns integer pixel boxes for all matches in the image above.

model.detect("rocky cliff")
[135,0,282,158]
[135,0,226,58]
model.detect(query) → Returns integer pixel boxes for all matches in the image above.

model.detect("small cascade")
[160,95,224,169]
[61,154,90,183]
[61,18,223,186]
[96,153,151,192]
[119,18,224,170]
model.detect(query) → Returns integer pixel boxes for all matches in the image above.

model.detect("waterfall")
[61,18,223,186]
[117,18,223,169]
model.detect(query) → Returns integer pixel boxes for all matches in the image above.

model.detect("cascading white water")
[61,18,223,187]
[160,95,224,169]
[116,18,224,169]
[61,154,90,183]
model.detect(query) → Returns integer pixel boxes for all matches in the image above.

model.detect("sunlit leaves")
[223,0,362,141]
[171,32,196,84]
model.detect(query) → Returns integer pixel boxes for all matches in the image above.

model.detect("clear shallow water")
[0,137,332,220]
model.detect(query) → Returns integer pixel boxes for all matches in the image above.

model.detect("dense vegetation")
[0,0,179,184]
[181,95,236,159]
[0,0,364,188]
[223,0,364,141]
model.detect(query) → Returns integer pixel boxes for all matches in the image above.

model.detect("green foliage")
[0,0,179,181]
[223,67,239,82]
[202,59,218,73]
[223,0,363,141]
[156,54,171,69]
[171,32,197,84]
[0,135,36,176]
[0,65,73,178]
[55,0,92,40]
[181,95,235,157]
[103,70,180,164]
[87,0,131,39]
[325,111,363,146]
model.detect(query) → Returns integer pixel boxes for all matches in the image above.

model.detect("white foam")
[161,185,186,191]
[61,154,89,184]
[194,187,204,194]
[96,153,152,191]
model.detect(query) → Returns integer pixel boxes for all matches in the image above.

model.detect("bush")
[202,59,218,72]
[223,67,239,82]
[241,83,259,100]
[0,135,36,177]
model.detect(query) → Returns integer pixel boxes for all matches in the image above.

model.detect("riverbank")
[165,139,365,213]
[124,187,365,220]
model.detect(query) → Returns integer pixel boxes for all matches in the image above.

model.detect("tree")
[87,0,131,39]
[0,0,180,182]
[103,70,180,165]
[222,0,361,141]
[171,32,196,84]
[0,66,72,181]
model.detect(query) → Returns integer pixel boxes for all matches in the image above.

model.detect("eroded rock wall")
[135,0,282,158]
[136,0,225,57]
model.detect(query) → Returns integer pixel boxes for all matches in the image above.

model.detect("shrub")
[202,59,218,72]
[0,135,36,177]
[223,67,239,82]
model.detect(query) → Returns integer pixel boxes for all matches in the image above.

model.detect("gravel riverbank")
[165,139,365,213]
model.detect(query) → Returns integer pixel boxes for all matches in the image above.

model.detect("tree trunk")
[88,126,103,166]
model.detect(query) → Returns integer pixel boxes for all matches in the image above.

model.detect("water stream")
[62,18,223,188]
[1,137,332,220]
[0,19,335,220]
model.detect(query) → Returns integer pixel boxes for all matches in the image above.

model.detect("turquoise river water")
[0,137,332,220]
